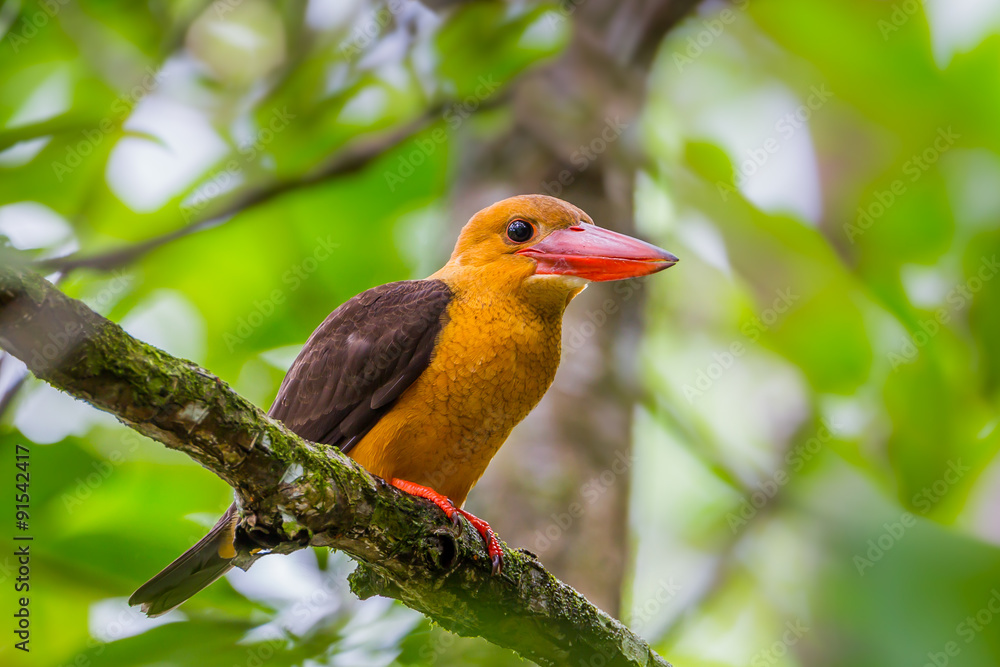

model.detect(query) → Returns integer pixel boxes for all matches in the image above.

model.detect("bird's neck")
[432,264,580,323]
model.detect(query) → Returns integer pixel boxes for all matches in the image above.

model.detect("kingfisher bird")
[130,194,677,616]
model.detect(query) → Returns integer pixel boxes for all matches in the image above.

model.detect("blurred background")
[2,0,1000,665]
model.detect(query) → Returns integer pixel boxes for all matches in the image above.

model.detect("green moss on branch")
[0,265,670,667]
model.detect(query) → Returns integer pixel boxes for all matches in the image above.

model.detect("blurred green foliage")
[635,1,1000,665]
[1,0,999,666]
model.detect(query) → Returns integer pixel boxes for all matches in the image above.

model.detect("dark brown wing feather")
[128,504,238,617]
[268,279,453,452]
[129,281,451,618]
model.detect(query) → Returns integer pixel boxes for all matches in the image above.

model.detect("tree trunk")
[453,0,704,616]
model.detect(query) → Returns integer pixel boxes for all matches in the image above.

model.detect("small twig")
[40,108,448,273]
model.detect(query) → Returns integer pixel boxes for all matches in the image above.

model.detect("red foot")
[390,478,504,574]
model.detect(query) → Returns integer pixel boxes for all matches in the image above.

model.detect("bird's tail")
[129,503,238,617]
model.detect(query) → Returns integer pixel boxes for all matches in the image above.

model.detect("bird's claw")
[455,508,504,576]
[389,478,505,575]
[486,531,504,575]
[491,553,503,576]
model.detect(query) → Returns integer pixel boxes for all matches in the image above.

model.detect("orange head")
[439,194,677,298]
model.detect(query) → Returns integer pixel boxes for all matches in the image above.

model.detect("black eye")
[506,219,534,243]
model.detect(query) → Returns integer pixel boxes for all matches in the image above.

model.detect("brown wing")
[268,279,453,453]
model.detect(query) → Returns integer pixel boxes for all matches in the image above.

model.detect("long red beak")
[516,224,678,282]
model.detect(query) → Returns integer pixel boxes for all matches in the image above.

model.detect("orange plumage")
[130,194,676,614]
[349,196,592,505]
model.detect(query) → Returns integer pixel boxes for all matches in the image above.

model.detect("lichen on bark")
[0,265,670,667]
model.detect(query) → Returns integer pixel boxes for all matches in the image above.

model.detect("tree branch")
[0,263,671,667]
[39,105,453,273]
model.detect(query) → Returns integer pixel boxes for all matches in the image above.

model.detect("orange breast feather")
[347,266,571,505]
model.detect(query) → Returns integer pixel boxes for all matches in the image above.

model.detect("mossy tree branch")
[0,264,671,667]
